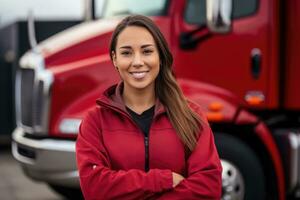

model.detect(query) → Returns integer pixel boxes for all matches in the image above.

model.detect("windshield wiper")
[113,10,132,16]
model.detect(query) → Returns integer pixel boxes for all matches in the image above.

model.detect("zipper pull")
[145,136,149,145]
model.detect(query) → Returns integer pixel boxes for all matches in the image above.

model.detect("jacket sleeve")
[75,108,173,200]
[157,122,222,200]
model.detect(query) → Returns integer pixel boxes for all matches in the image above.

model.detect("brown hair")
[109,15,203,151]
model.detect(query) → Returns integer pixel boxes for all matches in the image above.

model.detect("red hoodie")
[76,83,222,200]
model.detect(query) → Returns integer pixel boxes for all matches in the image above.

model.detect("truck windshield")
[100,0,169,18]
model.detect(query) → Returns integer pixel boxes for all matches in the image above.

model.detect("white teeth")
[130,72,147,79]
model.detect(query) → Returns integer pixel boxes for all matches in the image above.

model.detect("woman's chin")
[127,80,153,91]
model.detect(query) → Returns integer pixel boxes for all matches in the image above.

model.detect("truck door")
[173,0,279,109]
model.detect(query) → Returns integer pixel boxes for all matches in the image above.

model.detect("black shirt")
[126,106,155,136]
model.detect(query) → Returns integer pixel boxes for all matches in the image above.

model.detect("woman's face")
[113,26,160,92]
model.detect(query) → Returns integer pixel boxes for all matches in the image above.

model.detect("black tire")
[48,184,84,200]
[215,133,266,200]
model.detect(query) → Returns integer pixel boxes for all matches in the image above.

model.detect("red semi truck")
[11,0,300,199]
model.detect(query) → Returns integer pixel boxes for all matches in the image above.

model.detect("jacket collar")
[96,82,166,117]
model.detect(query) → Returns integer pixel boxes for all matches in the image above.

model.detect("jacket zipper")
[144,135,149,172]
[145,120,155,172]
[120,115,151,172]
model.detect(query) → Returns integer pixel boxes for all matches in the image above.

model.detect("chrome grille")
[20,69,35,126]
[16,51,53,135]
[33,80,45,126]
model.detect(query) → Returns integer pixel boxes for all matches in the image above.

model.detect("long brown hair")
[109,15,203,151]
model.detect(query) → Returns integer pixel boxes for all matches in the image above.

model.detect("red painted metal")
[48,55,119,136]
[234,109,258,125]
[179,78,240,122]
[284,0,300,109]
[172,0,280,110]
[254,122,285,200]
[42,19,119,66]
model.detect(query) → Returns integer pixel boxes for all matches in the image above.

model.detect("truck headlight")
[59,118,82,134]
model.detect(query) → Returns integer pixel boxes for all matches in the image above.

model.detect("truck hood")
[38,18,120,66]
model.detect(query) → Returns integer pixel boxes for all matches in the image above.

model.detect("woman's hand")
[172,172,185,188]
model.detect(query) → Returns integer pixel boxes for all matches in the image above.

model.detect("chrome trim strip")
[288,132,299,191]
[276,131,300,193]
[27,10,38,49]
[15,70,22,128]
[273,130,300,193]
[296,133,300,192]
[34,67,53,133]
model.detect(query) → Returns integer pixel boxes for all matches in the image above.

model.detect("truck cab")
[12,0,300,199]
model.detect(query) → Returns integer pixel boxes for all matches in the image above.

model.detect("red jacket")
[76,83,222,200]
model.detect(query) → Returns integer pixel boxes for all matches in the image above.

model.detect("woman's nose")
[132,53,144,67]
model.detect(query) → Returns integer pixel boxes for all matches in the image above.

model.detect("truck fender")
[179,78,285,200]
[235,109,285,200]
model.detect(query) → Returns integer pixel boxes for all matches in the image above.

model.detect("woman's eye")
[121,51,131,56]
[143,49,153,54]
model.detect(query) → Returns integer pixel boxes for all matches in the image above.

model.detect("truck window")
[99,0,169,18]
[0,0,83,28]
[184,0,258,25]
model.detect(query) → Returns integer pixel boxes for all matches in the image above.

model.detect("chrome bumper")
[11,127,79,187]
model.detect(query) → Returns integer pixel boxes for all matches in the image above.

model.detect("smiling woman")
[112,26,160,108]
[76,15,222,200]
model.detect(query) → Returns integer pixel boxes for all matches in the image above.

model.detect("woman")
[76,15,222,200]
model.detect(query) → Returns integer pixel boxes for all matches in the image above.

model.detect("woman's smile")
[129,71,150,79]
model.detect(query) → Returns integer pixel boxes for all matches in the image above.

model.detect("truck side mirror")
[206,0,232,33]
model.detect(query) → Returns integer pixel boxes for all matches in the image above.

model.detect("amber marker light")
[206,102,224,122]
[245,91,265,106]
[208,102,223,112]
[246,96,264,105]
[206,112,224,122]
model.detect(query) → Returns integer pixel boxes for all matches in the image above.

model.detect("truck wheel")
[215,133,266,200]
[48,184,83,200]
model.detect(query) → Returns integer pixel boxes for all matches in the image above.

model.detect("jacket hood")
[96,82,166,117]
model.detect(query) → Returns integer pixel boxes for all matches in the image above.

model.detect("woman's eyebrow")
[119,46,132,49]
[119,44,154,49]
[141,44,154,48]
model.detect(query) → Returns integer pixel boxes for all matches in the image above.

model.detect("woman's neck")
[122,83,156,114]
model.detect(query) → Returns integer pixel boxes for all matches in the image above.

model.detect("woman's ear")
[111,51,117,68]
